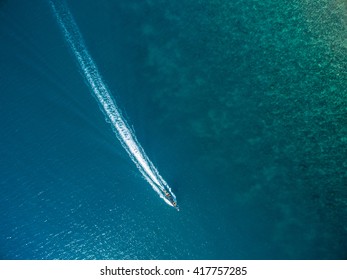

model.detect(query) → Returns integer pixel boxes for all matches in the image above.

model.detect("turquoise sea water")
[0,0,346,259]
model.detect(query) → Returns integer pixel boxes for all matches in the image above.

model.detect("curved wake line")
[50,1,177,208]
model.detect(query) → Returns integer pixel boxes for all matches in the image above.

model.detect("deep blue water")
[1,0,346,259]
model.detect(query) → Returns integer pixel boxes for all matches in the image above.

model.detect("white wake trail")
[50,1,177,209]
